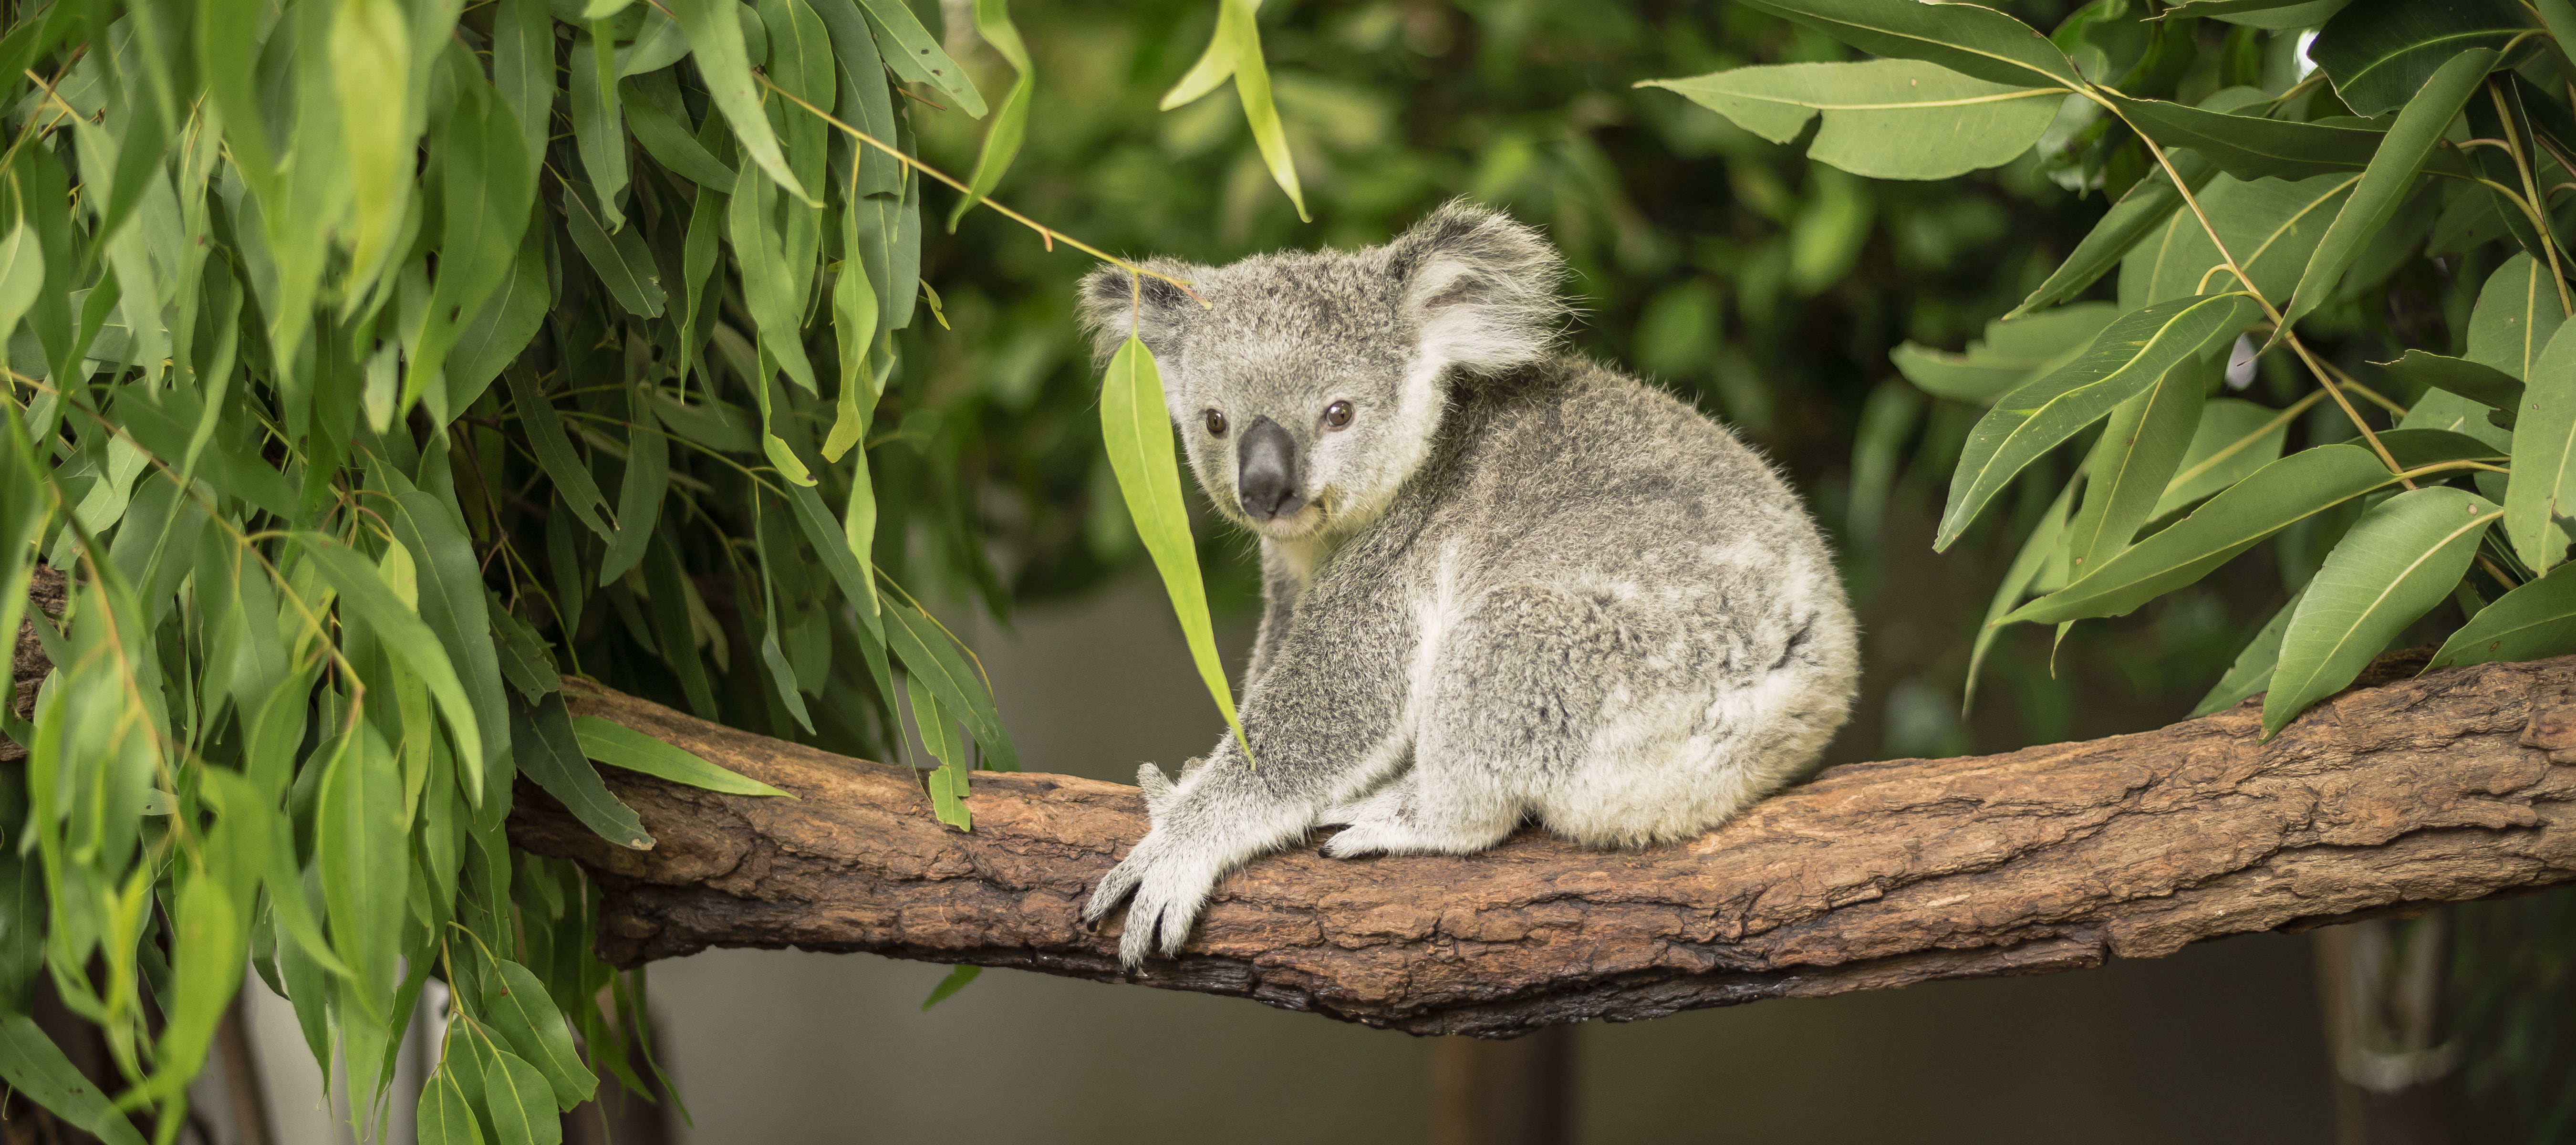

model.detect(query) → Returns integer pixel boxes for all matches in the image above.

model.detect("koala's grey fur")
[1075,201,1859,970]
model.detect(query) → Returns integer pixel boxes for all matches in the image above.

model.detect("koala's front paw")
[1080,831,1222,970]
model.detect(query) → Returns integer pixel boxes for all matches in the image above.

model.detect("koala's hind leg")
[1319,583,1619,859]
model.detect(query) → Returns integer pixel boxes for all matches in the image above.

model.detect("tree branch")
[12,562,2573,1037]
[501,656,2576,1039]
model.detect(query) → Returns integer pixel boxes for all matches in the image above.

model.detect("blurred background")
[228,0,2570,1139]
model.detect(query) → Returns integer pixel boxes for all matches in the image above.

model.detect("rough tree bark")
[502,655,2576,1039]
[12,565,2576,1039]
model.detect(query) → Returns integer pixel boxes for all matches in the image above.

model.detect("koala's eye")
[1205,409,1229,437]
[1324,400,1354,429]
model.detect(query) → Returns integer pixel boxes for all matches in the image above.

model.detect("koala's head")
[1077,200,1567,542]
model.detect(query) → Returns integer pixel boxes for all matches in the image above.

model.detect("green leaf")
[417,1070,486,1145]
[445,224,551,414]
[2308,0,2520,115]
[2264,487,2500,735]
[599,381,670,585]
[920,964,980,1009]
[2007,442,2416,624]
[2430,568,2576,668]
[2277,48,2496,339]
[410,71,539,412]
[383,483,508,807]
[2100,91,2384,181]
[947,0,1034,229]
[881,596,1021,773]
[1891,302,2119,404]
[908,675,971,830]
[1938,292,2258,550]
[295,533,485,770]
[570,29,631,233]
[2192,585,2306,717]
[1964,475,2076,715]
[2066,356,2209,578]
[620,71,738,190]
[2507,319,2576,572]
[1100,333,1253,759]
[727,162,820,396]
[2466,252,2567,380]
[571,714,791,796]
[1640,59,2057,181]
[673,0,813,202]
[854,0,987,117]
[143,872,242,1095]
[487,596,562,703]
[0,1015,147,1145]
[642,535,720,718]
[2152,396,2292,518]
[491,0,556,173]
[2374,349,2522,422]
[506,364,615,541]
[2119,172,2358,311]
[1729,0,2083,89]
[562,181,667,318]
[512,693,654,850]
[318,726,406,1014]
[481,958,597,1111]
[474,1041,564,1145]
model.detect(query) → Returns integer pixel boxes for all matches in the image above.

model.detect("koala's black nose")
[1236,417,1305,520]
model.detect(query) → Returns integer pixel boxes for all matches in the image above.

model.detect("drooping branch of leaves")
[0,0,1279,1140]
[1644,0,2576,737]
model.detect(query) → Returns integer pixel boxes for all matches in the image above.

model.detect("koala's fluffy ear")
[1077,260,1202,366]
[1385,199,1569,377]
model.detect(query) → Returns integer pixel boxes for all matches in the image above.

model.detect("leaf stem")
[2089,89,2415,489]
[751,73,1206,305]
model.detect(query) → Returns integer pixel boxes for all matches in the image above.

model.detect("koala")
[1074,201,1859,971]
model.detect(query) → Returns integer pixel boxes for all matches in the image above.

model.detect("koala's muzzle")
[1236,417,1305,520]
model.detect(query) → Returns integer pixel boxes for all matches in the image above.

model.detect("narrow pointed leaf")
[673,0,811,202]
[1641,60,2057,181]
[2065,357,2209,577]
[2006,442,2412,623]
[854,0,987,117]
[947,0,1034,229]
[2506,320,2576,572]
[512,694,654,850]
[1101,333,1252,759]
[0,1016,147,1145]
[2264,488,2499,735]
[481,959,597,1111]
[2308,0,2518,115]
[1938,292,2258,550]
[1893,302,2119,405]
[2277,48,2495,338]
[294,534,484,770]
[506,365,615,541]
[2430,569,2576,668]
[571,714,791,796]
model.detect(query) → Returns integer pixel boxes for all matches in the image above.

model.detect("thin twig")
[752,73,1206,306]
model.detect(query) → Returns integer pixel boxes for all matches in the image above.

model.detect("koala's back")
[1333,354,1859,846]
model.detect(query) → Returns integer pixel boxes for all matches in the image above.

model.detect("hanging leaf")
[2263,487,2500,735]
[2192,585,2308,717]
[480,959,598,1111]
[510,695,654,851]
[1892,302,2120,405]
[947,0,1035,229]
[1641,59,2057,181]
[1100,332,1252,760]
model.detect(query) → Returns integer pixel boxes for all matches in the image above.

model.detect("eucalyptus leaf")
[2264,487,2500,735]
[1938,292,2258,551]
[1642,59,2058,181]
[2429,569,2576,669]
[572,714,791,796]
